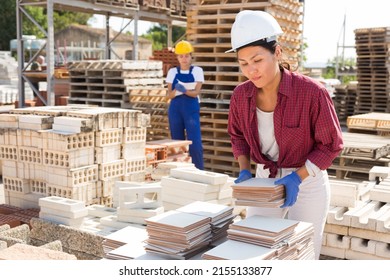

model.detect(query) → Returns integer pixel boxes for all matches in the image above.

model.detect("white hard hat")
[226,10,283,53]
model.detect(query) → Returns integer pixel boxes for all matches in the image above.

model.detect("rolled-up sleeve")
[308,87,344,169]
[228,88,251,159]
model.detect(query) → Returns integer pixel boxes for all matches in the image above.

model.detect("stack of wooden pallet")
[329,131,390,180]
[333,82,357,126]
[354,27,390,114]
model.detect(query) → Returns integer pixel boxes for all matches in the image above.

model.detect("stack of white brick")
[0,106,149,209]
[161,167,233,211]
[322,166,390,259]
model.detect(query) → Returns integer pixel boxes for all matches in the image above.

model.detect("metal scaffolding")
[16,0,186,107]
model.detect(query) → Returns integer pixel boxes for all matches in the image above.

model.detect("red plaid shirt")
[228,69,343,177]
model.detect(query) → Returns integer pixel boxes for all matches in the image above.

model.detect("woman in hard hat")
[166,40,205,170]
[227,10,343,259]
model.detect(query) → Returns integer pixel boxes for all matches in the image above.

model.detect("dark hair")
[237,39,291,70]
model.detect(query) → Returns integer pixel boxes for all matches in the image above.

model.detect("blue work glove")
[234,169,252,184]
[174,83,187,93]
[275,171,302,208]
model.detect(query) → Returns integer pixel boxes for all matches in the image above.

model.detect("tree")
[0,0,92,51]
[142,23,186,51]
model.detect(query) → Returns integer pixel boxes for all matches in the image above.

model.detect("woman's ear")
[275,45,282,59]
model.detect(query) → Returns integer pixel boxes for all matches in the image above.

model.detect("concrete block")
[350,237,376,255]
[117,206,164,219]
[119,185,162,209]
[99,215,132,230]
[324,223,349,236]
[320,245,346,259]
[369,183,390,203]
[375,203,390,232]
[170,167,229,185]
[326,233,350,249]
[161,176,222,193]
[349,227,390,243]
[349,200,385,230]
[40,206,88,219]
[345,249,387,260]
[122,142,146,159]
[163,186,219,201]
[369,166,390,181]
[39,196,85,212]
[95,145,121,163]
[375,241,390,258]
[39,211,85,228]
[86,204,117,218]
[326,206,352,226]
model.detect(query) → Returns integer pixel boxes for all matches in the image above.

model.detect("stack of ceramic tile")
[176,201,236,243]
[144,210,212,259]
[101,225,148,260]
[231,178,285,207]
[161,167,233,210]
[202,215,315,260]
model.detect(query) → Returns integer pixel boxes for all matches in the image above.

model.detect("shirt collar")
[278,68,292,98]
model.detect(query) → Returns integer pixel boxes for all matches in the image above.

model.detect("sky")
[89,0,390,64]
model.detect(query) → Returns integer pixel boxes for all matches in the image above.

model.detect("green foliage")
[0,0,92,51]
[0,0,16,50]
[327,56,357,83]
[142,23,186,51]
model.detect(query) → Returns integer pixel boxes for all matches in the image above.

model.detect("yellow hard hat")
[174,40,194,54]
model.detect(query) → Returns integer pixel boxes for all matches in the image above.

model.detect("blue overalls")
[168,66,204,170]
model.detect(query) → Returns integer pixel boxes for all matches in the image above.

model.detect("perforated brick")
[18,147,42,164]
[43,148,94,168]
[3,176,30,194]
[99,159,125,180]
[95,128,123,147]
[30,180,47,195]
[124,156,146,175]
[123,127,146,143]
[41,131,94,151]
[0,145,18,161]
[46,165,98,188]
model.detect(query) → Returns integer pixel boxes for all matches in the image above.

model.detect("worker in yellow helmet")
[166,40,205,169]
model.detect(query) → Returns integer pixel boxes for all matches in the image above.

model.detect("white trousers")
[246,165,331,260]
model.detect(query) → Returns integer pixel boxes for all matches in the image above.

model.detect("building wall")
[55,27,152,61]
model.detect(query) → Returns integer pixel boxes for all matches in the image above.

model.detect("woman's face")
[237,45,281,88]
[177,53,192,69]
